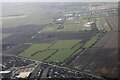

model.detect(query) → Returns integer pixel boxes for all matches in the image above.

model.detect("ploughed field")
[105,16,118,32]
[69,16,118,78]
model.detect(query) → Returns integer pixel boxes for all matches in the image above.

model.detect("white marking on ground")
[2,15,28,20]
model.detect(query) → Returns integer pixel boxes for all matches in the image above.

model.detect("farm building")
[84,22,94,27]
[56,18,63,21]
[67,17,74,20]
[64,13,73,17]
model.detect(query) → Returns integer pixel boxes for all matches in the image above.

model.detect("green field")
[49,40,81,49]
[19,43,51,58]
[42,25,59,32]
[63,23,81,32]
[41,16,90,32]
[83,33,101,49]
[46,43,83,62]
[45,41,82,62]
[96,17,111,31]
[45,49,76,62]
[19,39,82,63]
[40,15,111,32]
[74,49,82,55]
[31,50,57,61]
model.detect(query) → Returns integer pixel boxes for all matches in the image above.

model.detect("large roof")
[0,71,11,74]
[16,72,31,78]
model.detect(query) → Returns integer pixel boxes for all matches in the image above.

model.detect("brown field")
[68,16,118,78]
[106,16,118,31]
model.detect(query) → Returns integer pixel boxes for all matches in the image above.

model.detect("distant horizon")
[1,0,119,2]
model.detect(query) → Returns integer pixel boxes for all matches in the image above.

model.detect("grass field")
[49,40,81,49]
[83,33,101,49]
[45,49,76,62]
[42,25,59,32]
[72,42,83,50]
[19,43,51,58]
[45,41,82,62]
[19,39,82,63]
[63,23,81,32]
[41,16,91,32]
[31,50,57,61]
[96,17,111,31]
[79,17,92,31]
[74,49,82,55]
[63,18,81,32]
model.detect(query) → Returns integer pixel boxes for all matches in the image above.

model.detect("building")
[85,22,94,27]
[56,18,63,21]
[16,72,31,79]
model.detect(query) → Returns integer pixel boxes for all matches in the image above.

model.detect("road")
[13,55,103,79]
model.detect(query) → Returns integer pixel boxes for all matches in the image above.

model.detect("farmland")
[49,40,80,49]
[83,32,101,49]
[69,16,118,78]
[2,31,97,55]
[18,32,104,63]
[19,43,51,58]
[2,2,118,79]
[45,49,76,62]
[106,16,118,31]
[96,17,111,31]
[31,50,57,61]
[41,15,93,32]
[41,13,112,33]
[19,39,82,63]
[42,25,59,32]
[62,17,86,32]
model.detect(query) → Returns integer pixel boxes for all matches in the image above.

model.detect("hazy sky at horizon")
[1,0,119,2]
